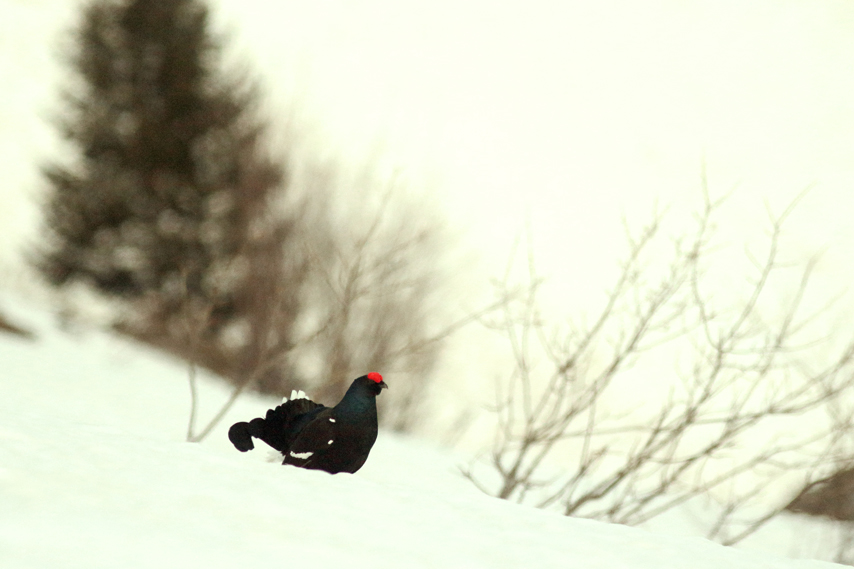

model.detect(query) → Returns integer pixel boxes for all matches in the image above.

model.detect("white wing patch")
[328,418,336,423]
[327,440,333,445]
[289,451,313,460]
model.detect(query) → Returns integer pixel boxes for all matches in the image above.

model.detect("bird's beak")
[379,381,388,389]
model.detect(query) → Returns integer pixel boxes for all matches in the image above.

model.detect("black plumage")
[228,373,388,474]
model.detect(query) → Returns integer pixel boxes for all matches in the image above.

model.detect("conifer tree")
[39,0,303,390]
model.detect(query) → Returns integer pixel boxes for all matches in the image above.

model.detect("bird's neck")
[336,394,377,420]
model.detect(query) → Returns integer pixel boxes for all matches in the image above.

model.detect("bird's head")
[365,371,388,396]
[340,373,388,406]
[337,372,388,414]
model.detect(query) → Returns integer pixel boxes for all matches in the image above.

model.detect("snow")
[0,297,845,569]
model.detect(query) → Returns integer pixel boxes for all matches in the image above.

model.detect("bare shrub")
[284,164,453,432]
[180,156,471,439]
[787,468,854,521]
[464,190,854,544]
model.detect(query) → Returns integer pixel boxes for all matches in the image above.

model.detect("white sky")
[4,0,854,383]
[204,1,854,389]
[208,0,854,274]
[5,0,854,294]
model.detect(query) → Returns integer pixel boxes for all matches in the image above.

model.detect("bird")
[227,372,388,474]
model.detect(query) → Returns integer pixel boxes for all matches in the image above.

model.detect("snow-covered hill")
[0,298,844,569]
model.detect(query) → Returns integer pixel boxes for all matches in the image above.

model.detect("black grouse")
[227,372,388,474]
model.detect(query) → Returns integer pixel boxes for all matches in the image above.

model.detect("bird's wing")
[250,399,325,453]
[283,410,337,468]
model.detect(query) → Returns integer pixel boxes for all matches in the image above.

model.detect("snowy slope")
[0,298,844,569]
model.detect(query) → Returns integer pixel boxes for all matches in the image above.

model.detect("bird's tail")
[228,421,254,452]
[228,398,325,454]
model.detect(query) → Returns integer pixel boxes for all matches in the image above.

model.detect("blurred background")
[6,0,854,557]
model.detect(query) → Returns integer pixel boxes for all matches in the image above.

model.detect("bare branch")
[467,189,854,543]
